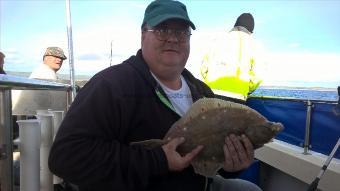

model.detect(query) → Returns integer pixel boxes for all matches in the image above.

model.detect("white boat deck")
[255,139,340,191]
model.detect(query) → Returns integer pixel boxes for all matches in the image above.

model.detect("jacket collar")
[230,26,252,35]
[127,49,158,89]
[127,49,205,102]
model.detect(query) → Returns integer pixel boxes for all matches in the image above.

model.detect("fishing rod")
[306,138,340,191]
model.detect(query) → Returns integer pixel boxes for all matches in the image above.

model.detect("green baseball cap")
[142,0,196,30]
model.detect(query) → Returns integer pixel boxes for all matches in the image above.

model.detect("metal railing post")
[0,89,14,191]
[303,100,313,154]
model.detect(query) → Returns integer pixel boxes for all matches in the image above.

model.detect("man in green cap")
[30,46,67,80]
[49,1,261,191]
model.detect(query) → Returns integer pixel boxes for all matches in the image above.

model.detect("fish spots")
[135,98,285,177]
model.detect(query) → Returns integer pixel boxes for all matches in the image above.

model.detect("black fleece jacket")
[49,50,239,191]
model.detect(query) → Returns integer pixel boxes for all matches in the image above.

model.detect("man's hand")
[162,137,203,172]
[222,134,254,172]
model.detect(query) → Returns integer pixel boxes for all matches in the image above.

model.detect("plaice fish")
[131,98,284,177]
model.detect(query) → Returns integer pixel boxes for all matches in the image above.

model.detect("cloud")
[128,1,149,9]
[4,15,340,89]
[264,52,340,84]
[5,14,142,76]
[77,53,102,61]
[187,30,340,88]
[2,49,24,65]
[2,48,37,72]
[288,43,300,48]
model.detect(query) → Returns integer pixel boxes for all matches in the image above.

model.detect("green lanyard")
[155,89,177,113]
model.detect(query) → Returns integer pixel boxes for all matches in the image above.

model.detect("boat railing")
[303,100,313,154]
[246,95,339,190]
[0,74,72,191]
[248,95,339,156]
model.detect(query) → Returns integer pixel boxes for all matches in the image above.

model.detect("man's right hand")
[162,137,203,172]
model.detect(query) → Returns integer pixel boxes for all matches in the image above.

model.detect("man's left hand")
[222,134,254,172]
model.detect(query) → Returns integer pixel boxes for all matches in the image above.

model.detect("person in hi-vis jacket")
[201,13,262,102]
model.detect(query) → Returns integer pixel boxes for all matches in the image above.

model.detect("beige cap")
[43,47,67,60]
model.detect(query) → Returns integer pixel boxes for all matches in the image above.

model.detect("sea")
[252,86,339,102]
[5,71,340,102]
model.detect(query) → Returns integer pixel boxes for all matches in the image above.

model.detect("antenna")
[338,86,340,105]
[333,86,340,116]
[65,0,76,100]
[110,40,113,66]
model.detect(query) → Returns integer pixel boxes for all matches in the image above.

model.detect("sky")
[0,0,340,88]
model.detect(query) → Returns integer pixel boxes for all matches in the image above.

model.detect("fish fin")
[191,160,222,177]
[130,139,166,149]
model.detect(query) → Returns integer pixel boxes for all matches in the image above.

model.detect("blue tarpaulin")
[247,97,340,159]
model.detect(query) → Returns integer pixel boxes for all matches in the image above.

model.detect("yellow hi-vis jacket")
[200,26,262,100]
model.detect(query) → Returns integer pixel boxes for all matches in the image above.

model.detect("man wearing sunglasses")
[49,1,261,191]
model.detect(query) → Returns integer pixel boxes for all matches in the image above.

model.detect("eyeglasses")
[144,28,191,42]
